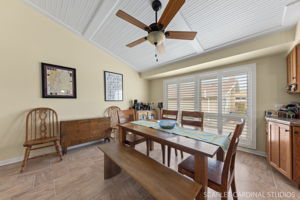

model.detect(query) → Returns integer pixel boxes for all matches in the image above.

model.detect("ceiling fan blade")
[126,37,147,47]
[166,31,197,40]
[156,43,166,55]
[158,0,185,29]
[116,10,148,31]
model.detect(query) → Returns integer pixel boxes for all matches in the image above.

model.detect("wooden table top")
[119,123,219,157]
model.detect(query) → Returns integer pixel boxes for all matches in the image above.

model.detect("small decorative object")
[265,110,278,117]
[159,120,176,129]
[149,113,155,119]
[41,63,76,98]
[158,102,163,110]
[104,71,123,101]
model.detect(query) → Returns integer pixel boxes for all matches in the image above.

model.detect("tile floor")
[0,142,299,200]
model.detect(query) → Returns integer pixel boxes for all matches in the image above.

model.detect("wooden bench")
[98,142,201,200]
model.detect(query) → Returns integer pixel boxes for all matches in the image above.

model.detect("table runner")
[131,120,230,151]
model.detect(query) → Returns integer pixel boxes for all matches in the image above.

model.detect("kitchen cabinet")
[287,45,300,93]
[293,126,300,183]
[266,117,300,187]
[268,122,292,178]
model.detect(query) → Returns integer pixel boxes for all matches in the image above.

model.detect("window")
[164,64,256,149]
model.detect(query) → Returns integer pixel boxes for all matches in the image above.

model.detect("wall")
[0,0,148,162]
[149,53,300,152]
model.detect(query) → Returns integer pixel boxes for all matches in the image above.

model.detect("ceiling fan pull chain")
[155,45,158,62]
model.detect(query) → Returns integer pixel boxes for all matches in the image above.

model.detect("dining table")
[118,120,228,200]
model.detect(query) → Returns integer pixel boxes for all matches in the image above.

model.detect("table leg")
[104,154,121,179]
[119,126,126,145]
[161,144,165,164]
[150,140,154,151]
[194,154,208,200]
[216,147,224,161]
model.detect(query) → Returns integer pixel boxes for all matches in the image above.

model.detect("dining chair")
[167,111,204,167]
[160,109,179,165]
[104,106,121,141]
[178,119,245,200]
[117,109,150,155]
[181,111,204,129]
[20,108,63,173]
[160,109,178,120]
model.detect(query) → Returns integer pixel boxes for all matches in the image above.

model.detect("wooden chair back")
[118,109,136,124]
[181,111,204,129]
[221,119,245,187]
[25,107,59,142]
[161,110,178,120]
[104,106,121,128]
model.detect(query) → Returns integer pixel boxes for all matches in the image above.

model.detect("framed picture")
[41,63,77,98]
[104,71,123,101]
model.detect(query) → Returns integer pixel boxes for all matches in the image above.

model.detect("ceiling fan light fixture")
[147,31,165,45]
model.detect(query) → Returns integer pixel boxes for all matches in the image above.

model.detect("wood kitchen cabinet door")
[293,127,300,182]
[268,122,280,167]
[287,48,297,85]
[278,124,292,179]
[268,122,292,179]
[287,45,300,92]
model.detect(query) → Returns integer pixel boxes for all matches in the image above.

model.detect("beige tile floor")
[0,142,299,200]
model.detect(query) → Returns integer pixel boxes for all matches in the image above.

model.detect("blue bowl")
[159,120,176,129]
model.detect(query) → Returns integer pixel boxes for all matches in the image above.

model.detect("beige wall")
[149,54,300,152]
[0,0,148,161]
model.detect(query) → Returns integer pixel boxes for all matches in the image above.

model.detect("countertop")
[265,116,300,126]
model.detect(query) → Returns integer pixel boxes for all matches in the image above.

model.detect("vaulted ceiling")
[23,0,300,72]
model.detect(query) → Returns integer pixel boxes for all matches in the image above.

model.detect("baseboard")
[0,140,104,167]
[238,147,267,157]
[67,140,103,151]
[0,149,55,167]
[0,140,265,166]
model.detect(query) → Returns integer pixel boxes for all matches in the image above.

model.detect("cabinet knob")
[294,131,300,134]
[285,129,289,132]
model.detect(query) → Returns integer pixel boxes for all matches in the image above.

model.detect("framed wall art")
[104,71,123,101]
[41,63,77,98]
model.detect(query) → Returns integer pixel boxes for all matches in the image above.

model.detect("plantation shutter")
[200,77,218,114]
[222,73,248,115]
[179,79,195,111]
[164,64,256,149]
[199,76,219,132]
[221,72,252,146]
[166,82,178,110]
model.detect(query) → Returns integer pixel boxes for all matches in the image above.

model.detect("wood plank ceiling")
[23,0,300,72]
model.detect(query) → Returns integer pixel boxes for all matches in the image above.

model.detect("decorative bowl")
[159,120,176,129]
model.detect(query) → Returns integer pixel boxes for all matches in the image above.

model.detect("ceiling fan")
[116,0,197,60]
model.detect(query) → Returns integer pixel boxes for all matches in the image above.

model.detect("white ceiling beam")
[178,12,204,54]
[83,0,120,40]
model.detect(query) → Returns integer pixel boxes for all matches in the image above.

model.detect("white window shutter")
[165,82,178,110]
[163,64,256,149]
[200,77,218,114]
[179,79,196,112]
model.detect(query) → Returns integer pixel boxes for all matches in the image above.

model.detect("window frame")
[163,63,256,149]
